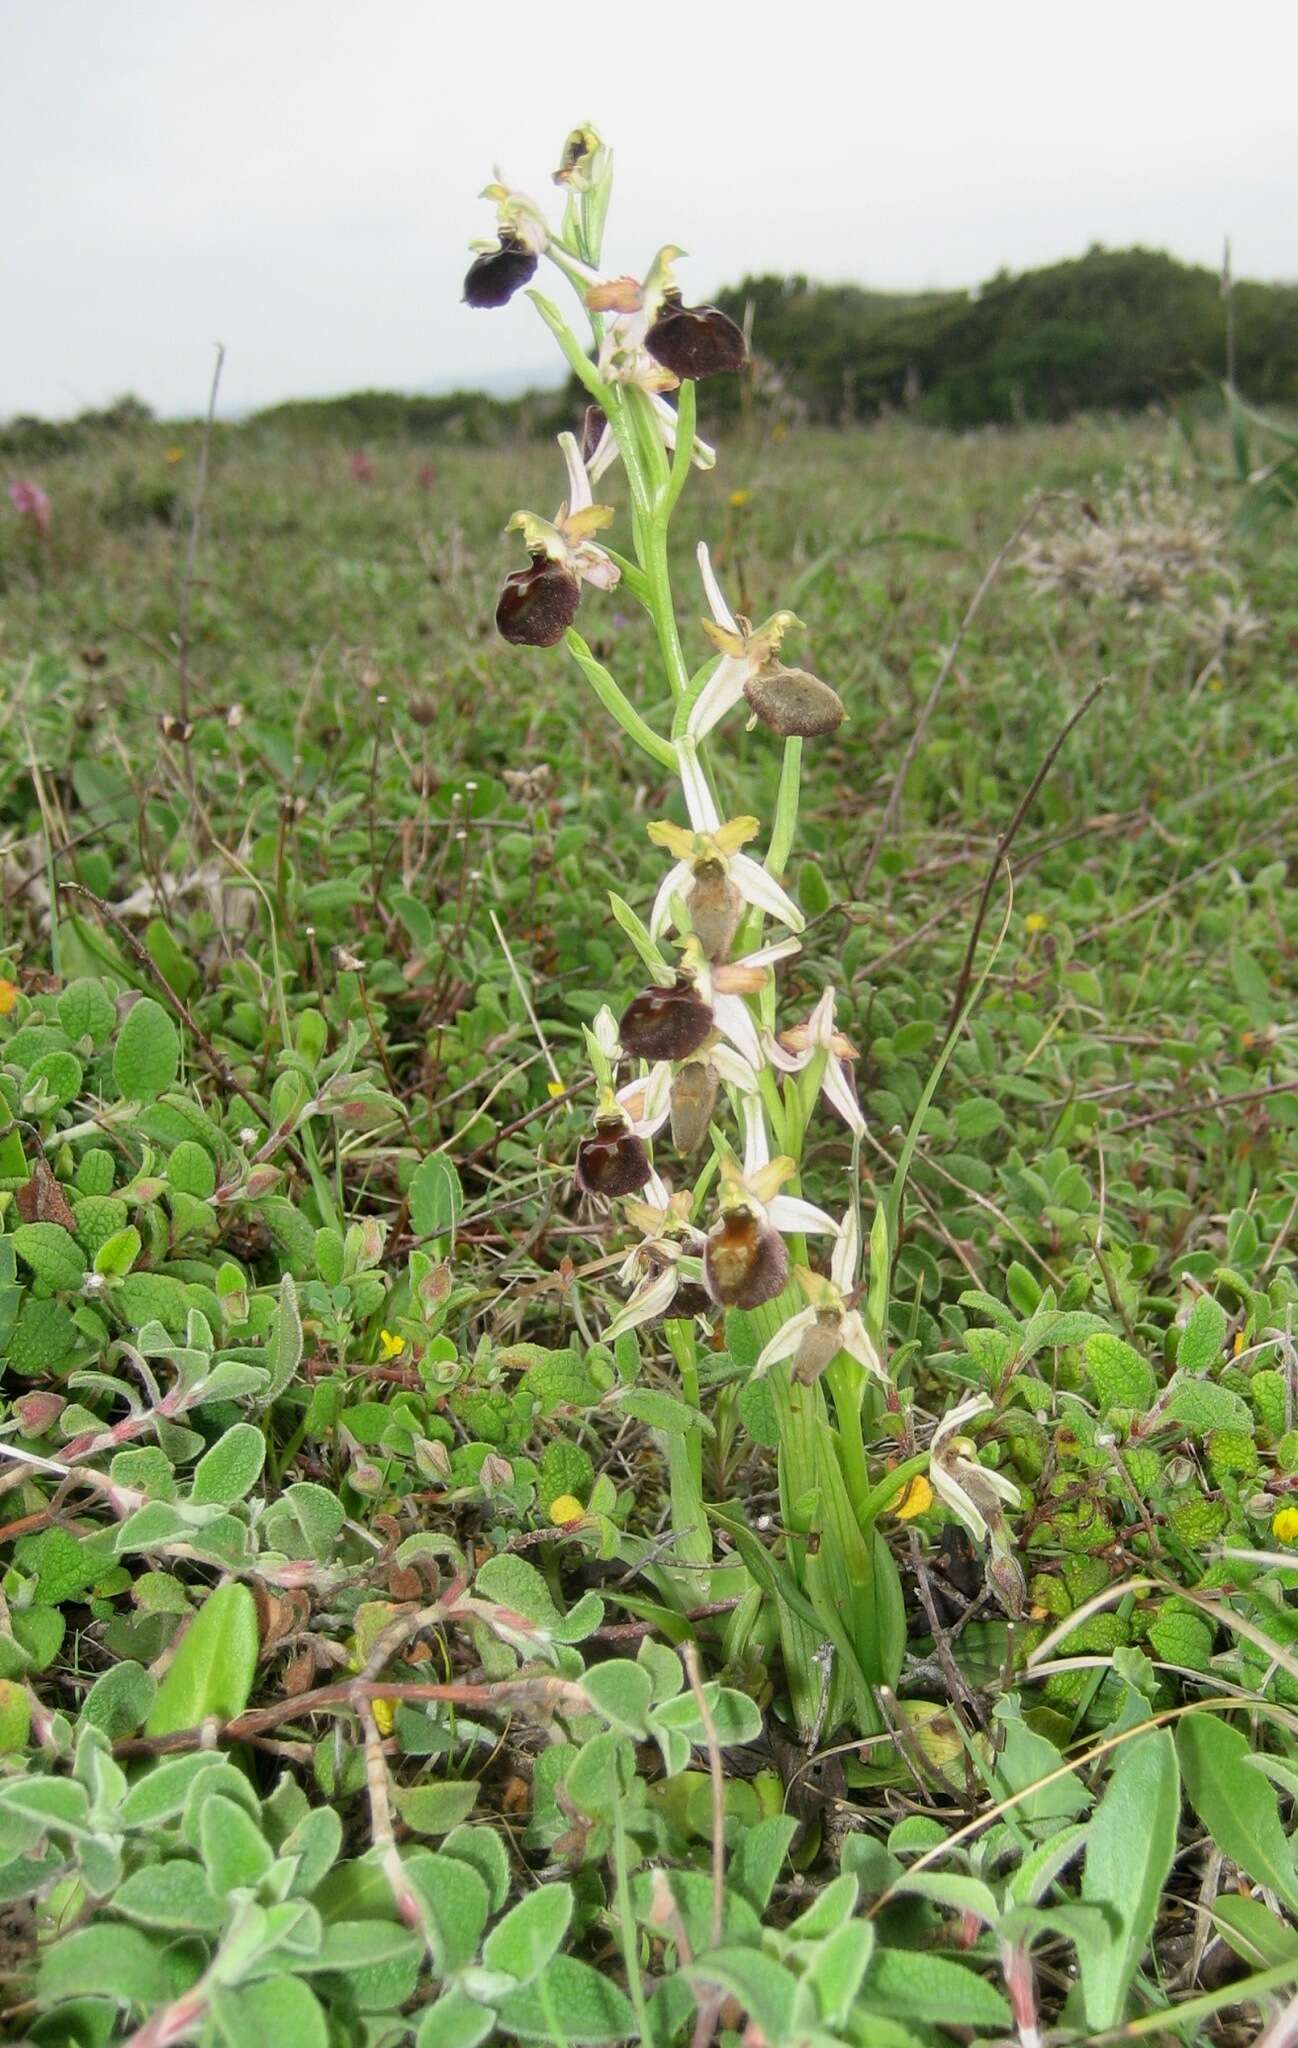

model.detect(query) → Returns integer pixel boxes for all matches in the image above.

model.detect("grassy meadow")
[2,406,1298,2045]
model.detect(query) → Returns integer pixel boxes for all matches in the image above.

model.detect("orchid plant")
[463,126,1022,1739]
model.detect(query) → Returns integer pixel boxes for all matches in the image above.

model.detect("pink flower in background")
[417,463,436,491]
[8,480,51,537]
[350,451,374,484]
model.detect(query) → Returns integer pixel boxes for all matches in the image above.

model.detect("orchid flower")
[702,1099,839,1309]
[766,987,865,1137]
[574,1061,671,1198]
[688,545,844,741]
[619,928,799,1071]
[604,1172,707,1338]
[753,1207,884,1384]
[463,179,551,307]
[496,433,620,646]
[647,812,804,957]
[928,1394,1022,1546]
[670,1038,760,1155]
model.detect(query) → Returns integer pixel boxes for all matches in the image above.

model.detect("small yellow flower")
[728,488,751,509]
[1233,1330,1246,1356]
[378,1329,405,1360]
[164,445,185,465]
[548,1493,585,1526]
[547,1079,567,1100]
[772,422,788,442]
[0,978,17,1017]
[371,1697,396,1735]
[1273,1507,1298,1545]
[891,1473,934,1521]
[1025,913,1048,935]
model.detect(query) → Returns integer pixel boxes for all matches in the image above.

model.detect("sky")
[4,0,1296,420]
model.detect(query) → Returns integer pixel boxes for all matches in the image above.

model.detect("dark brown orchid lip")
[580,404,608,465]
[575,1122,651,1198]
[645,294,747,381]
[743,661,845,739]
[463,236,538,310]
[618,980,714,1062]
[704,1206,788,1309]
[495,553,581,648]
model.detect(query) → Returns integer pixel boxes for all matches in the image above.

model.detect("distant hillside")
[717,247,1298,425]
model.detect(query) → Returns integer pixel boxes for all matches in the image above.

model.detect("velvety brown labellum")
[670,1059,719,1154]
[793,1310,844,1384]
[618,982,714,1062]
[463,238,538,309]
[645,295,747,381]
[743,662,845,739]
[496,554,581,647]
[704,1209,788,1309]
[575,1123,651,1198]
[687,861,743,961]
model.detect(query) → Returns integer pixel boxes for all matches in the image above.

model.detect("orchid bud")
[704,1207,788,1309]
[496,555,581,647]
[618,981,713,1062]
[744,661,845,738]
[15,1391,65,1437]
[645,294,746,381]
[575,1120,652,1198]
[669,1059,718,1153]
[552,125,606,191]
[463,236,538,308]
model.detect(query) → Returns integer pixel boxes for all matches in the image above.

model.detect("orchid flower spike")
[463,180,551,307]
[703,1107,839,1310]
[604,1172,708,1338]
[928,1394,1022,1547]
[753,1207,884,1384]
[496,433,620,647]
[647,812,804,959]
[689,545,845,741]
[766,988,865,1137]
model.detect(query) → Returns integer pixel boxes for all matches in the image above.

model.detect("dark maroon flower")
[575,1121,651,1198]
[496,554,581,647]
[464,237,538,309]
[645,295,747,381]
[704,1208,788,1309]
[618,981,714,1062]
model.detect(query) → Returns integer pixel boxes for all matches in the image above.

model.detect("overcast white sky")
[4,0,1296,419]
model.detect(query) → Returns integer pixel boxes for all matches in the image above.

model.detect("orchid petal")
[709,1042,760,1092]
[676,737,721,834]
[766,1195,840,1237]
[932,1392,993,1448]
[557,431,592,515]
[932,1472,988,1545]
[840,1310,885,1381]
[687,654,749,740]
[650,860,691,939]
[586,419,620,486]
[711,990,765,1070]
[762,1030,808,1074]
[822,1054,866,1137]
[755,1307,818,1375]
[728,853,805,932]
[605,1265,681,1339]
[697,541,738,633]
[738,935,802,972]
[831,1207,860,1293]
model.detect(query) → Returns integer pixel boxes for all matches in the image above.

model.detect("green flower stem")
[526,290,612,412]
[856,1450,931,1531]
[662,378,697,519]
[564,630,676,770]
[766,738,803,880]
